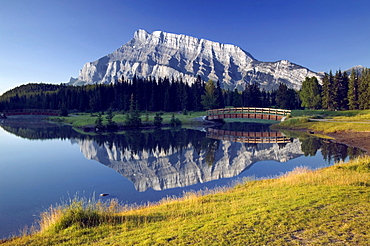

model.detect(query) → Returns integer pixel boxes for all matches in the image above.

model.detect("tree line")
[299,68,370,110]
[2,122,363,163]
[0,75,303,113]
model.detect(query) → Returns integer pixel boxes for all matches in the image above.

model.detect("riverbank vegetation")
[0,76,303,116]
[277,109,370,134]
[49,111,206,128]
[2,156,370,245]
[1,68,370,119]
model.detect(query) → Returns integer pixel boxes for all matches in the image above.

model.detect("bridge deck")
[206,107,291,121]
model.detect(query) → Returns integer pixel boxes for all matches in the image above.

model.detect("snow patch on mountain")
[73,29,322,90]
[73,138,304,191]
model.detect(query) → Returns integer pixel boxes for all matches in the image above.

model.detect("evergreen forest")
[0,68,369,114]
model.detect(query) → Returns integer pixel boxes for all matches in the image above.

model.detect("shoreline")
[274,125,370,154]
[4,115,370,154]
[326,131,370,154]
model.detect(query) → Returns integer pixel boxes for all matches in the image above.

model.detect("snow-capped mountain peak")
[73,29,322,90]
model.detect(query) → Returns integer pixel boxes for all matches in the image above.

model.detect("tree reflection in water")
[1,120,364,166]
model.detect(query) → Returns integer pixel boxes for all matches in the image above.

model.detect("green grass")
[49,111,207,128]
[291,109,370,118]
[3,156,370,245]
[276,110,370,133]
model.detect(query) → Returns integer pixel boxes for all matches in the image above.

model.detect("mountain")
[344,65,366,76]
[71,29,322,90]
[74,137,304,192]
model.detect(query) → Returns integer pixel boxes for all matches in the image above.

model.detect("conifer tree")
[299,77,322,109]
[275,83,288,109]
[201,80,218,110]
[125,94,141,127]
[170,114,182,127]
[177,78,188,111]
[153,112,163,127]
[215,80,225,108]
[348,69,359,110]
[192,75,204,111]
[106,108,117,130]
[322,71,336,110]
[336,70,349,110]
[95,112,104,131]
[243,82,261,107]
[358,68,370,109]
[232,89,242,107]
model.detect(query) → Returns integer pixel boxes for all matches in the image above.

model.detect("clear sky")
[1,0,369,95]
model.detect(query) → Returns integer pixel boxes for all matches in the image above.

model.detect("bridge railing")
[207,107,291,117]
[206,128,292,144]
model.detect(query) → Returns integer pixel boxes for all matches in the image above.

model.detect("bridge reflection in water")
[206,107,291,121]
[206,128,292,144]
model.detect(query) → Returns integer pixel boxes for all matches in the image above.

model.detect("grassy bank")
[49,111,207,128]
[276,109,370,133]
[3,156,370,245]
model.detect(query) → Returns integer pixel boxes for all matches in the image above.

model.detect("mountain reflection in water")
[1,120,364,192]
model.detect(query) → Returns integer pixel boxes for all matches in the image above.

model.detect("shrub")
[39,197,122,233]
[170,114,182,127]
[153,112,163,127]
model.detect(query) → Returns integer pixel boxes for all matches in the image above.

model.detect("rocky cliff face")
[72,138,304,191]
[72,29,322,90]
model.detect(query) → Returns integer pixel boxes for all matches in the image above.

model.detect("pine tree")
[125,94,142,127]
[286,88,301,110]
[177,78,188,111]
[201,80,218,110]
[162,78,171,111]
[322,71,336,110]
[332,71,343,110]
[192,75,204,111]
[336,70,349,110]
[299,77,322,109]
[243,83,251,107]
[106,108,117,130]
[348,69,359,110]
[170,114,182,127]
[358,68,370,109]
[215,80,225,108]
[244,82,261,107]
[149,78,158,111]
[276,83,288,109]
[153,112,163,127]
[232,89,242,107]
[95,112,104,131]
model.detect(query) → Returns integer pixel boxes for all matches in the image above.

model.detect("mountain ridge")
[74,137,304,191]
[72,29,323,90]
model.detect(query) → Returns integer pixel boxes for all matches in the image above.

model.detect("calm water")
[0,118,363,239]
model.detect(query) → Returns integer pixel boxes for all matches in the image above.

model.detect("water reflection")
[0,120,364,192]
[206,128,292,144]
[73,132,304,191]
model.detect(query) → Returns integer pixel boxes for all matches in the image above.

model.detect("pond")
[0,117,364,239]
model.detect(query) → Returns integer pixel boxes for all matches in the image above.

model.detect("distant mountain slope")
[344,65,366,75]
[72,29,323,90]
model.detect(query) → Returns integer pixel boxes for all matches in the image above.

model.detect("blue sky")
[1,0,369,95]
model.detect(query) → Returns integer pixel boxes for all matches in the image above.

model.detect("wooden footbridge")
[206,107,291,121]
[206,128,292,144]
[0,109,59,117]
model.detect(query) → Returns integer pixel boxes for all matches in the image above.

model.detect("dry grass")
[277,110,370,133]
[3,156,370,245]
